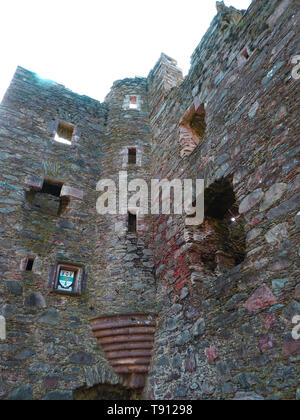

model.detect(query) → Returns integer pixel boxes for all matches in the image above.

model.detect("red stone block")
[262,313,276,331]
[244,284,278,312]
[43,377,59,390]
[185,352,196,372]
[259,336,275,353]
[283,335,300,356]
[205,346,219,362]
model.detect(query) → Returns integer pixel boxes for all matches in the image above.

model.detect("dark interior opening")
[26,179,69,217]
[25,258,34,271]
[190,178,246,275]
[128,212,137,233]
[204,178,235,219]
[204,178,246,268]
[41,180,62,197]
[58,196,70,216]
[189,111,206,140]
[128,148,137,165]
[241,49,250,60]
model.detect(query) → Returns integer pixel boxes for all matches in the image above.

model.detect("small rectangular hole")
[26,258,35,271]
[128,212,137,233]
[128,148,137,164]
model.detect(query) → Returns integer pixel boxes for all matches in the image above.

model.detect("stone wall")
[0,68,147,399]
[145,0,300,400]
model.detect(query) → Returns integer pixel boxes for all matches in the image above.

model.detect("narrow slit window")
[55,122,74,145]
[25,258,35,271]
[128,148,137,164]
[129,96,138,109]
[128,212,137,233]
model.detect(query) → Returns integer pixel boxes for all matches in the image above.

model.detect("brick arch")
[179,103,206,158]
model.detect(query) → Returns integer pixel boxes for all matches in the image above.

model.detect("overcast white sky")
[0,0,251,103]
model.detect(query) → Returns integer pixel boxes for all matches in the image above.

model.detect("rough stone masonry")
[0,0,299,400]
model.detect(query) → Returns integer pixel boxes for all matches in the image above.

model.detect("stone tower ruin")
[0,0,299,400]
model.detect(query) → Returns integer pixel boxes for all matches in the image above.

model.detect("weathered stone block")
[265,223,289,245]
[44,390,73,400]
[244,284,278,312]
[282,333,300,356]
[69,351,96,366]
[14,348,36,360]
[295,284,300,300]
[24,292,46,308]
[192,318,206,337]
[239,189,264,214]
[282,300,300,321]
[260,183,288,212]
[7,385,33,400]
[6,280,23,296]
[232,391,264,400]
[259,336,275,353]
[205,346,219,362]
[60,185,84,200]
[38,309,60,325]
[25,175,43,190]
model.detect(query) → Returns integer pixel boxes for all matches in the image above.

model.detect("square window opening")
[129,96,138,109]
[55,122,74,145]
[42,180,63,197]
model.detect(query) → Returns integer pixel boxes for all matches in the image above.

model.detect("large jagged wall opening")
[204,178,246,272]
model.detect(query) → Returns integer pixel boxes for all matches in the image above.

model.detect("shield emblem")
[57,270,75,292]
